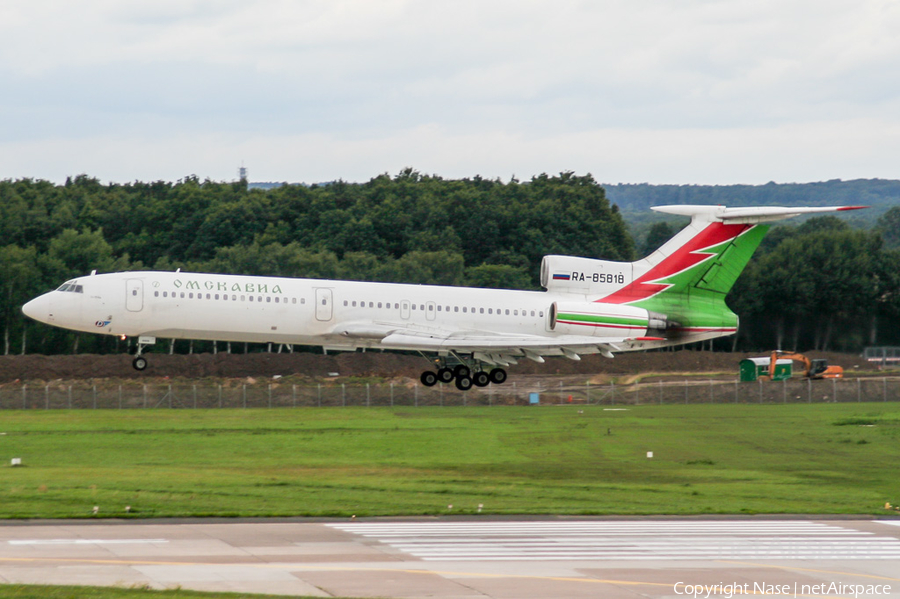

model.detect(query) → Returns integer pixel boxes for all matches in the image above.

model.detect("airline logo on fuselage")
[171,278,285,295]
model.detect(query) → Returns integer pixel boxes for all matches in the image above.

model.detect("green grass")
[0,585,332,599]
[2,404,900,518]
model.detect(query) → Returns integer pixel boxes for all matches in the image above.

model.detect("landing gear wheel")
[455,376,473,391]
[132,356,148,371]
[453,364,470,379]
[437,367,454,383]
[472,371,490,387]
[420,371,438,387]
[488,368,507,384]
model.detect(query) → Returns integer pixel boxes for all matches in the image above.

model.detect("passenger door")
[315,288,333,321]
[126,279,143,312]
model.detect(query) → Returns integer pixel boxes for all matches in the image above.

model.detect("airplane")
[22,204,864,390]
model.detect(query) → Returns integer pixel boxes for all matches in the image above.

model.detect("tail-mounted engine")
[550,301,669,338]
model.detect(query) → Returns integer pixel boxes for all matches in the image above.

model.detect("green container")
[740,357,792,382]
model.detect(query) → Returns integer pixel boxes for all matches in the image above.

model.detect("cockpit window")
[57,281,84,293]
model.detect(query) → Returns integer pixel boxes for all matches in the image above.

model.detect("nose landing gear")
[130,336,156,371]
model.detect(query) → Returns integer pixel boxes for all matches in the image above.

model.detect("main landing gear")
[419,358,508,391]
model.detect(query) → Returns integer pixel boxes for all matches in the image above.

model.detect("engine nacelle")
[550,301,668,338]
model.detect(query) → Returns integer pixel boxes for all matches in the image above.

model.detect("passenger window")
[378,302,383,308]
[154,291,159,297]
[428,305,433,311]
[479,308,484,314]
[454,306,459,312]
[463,307,467,313]
[505,309,510,315]
[250,296,254,302]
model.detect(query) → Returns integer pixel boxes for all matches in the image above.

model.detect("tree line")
[2,170,898,356]
[0,170,632,355]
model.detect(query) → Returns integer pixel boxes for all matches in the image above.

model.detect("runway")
[2,518,900,598]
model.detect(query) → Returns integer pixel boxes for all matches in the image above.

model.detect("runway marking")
[329,521,900,561]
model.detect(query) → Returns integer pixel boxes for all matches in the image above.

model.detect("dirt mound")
[0,350,868,383]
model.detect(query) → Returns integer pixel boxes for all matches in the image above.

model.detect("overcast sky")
[1,0,898,185]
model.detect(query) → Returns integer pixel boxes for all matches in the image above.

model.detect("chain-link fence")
[3,377,900,409]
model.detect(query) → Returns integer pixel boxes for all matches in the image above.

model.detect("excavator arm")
[769,351,843,379]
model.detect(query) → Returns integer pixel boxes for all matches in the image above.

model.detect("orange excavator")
[769,351,843,380]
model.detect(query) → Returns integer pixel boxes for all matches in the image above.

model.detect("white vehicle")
[23,204,863,390]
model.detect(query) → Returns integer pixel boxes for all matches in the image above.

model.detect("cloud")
[1,0,899,183]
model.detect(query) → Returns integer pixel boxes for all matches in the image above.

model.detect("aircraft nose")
[22,293,52,324]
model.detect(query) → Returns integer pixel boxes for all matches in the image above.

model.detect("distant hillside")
[604,179,899,226]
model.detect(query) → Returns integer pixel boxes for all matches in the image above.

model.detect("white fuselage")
[24,271,599,353]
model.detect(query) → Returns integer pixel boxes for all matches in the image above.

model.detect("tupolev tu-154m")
[23,204,864,390]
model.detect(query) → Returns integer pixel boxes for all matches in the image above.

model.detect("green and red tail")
[598,205,866,339]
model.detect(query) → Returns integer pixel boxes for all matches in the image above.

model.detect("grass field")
[2,403,900,518]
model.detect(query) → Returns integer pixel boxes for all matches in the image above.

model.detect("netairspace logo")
[673,581,892,598]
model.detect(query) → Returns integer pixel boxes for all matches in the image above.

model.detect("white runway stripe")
[329,521,900,561]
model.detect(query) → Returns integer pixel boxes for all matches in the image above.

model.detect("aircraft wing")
[332,322,636,362]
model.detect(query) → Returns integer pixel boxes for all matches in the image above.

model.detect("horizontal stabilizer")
[652,204,867,224]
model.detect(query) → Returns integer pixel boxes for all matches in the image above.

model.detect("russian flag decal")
[552,273,571,281]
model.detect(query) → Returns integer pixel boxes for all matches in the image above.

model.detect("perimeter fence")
[2,377,900,409]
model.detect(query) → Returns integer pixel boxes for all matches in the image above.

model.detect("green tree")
[641,221,675,257]
[877,207,900,249]
[465,264,533,290]
[0,245,42,354]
